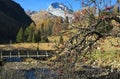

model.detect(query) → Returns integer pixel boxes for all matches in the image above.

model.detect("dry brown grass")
[48,35,69,43]
[0,35,69,50]
[97,36,120,51]
[0,43,56,50]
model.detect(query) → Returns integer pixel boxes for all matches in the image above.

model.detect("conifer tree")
[27,29,33,42]
[41,35,49,43]
[64,16,69,30]
[16,27,24,43]
[59,35,64,44]
[24,27,31,42]
[32,33,36,43]
[24,23,35,42]
[36,30,41,42]
[40,23,45,35]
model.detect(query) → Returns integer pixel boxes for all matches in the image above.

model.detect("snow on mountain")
[47,2,74,20]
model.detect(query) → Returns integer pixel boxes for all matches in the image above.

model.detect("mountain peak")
[50,2,69,10]
[47,2,73,19]
[51,2,63,8]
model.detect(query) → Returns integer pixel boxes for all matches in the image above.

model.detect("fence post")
[45,51,49,57]
[10,51,11,58]
[18,51,20,57]
[27,51,29,58]
[37,51,39,58]
[0,52,2,60]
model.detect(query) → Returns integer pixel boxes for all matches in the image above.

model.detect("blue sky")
[14,0,117,11]
[13,0,81,11]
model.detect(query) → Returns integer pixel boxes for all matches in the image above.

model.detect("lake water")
[1,57,58,79]
[24,68,58,79]
[4,57,22,62]
[1,58,120,79]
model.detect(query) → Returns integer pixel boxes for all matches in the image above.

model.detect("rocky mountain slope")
[30,2,74,28]
[31,10,56,28]
[47,2,74,19]
[26,10,38,16]
[0,0,33,43]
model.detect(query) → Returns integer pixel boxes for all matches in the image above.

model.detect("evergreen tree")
[60,16,63,23]
[40,23,45,35]
[65,16,69,23]
[59,35,64,44]
[24,27,31,42]
[27,29,32,42]
[32,33,36,43]
[16,27,24,43]
[46,20,53,36]
[64,16,69,29]
[48,25,53,36]
[24,23,35,42]
[36,30,41,42]
[41,35,49,43]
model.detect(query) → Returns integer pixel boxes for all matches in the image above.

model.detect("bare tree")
[53,0,120,75]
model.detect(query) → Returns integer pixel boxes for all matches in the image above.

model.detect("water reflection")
[24,68,36,79]
[4,57,22,62]
[2,58,58,79]
[24,68,58,79]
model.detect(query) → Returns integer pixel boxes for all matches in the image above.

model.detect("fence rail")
[0,50,55,59]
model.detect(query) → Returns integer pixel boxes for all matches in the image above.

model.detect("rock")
[47,2,74,20]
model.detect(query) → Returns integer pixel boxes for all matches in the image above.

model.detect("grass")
[91,50,117,60]
[0,34,70,50]
[0,43,56,50]
[75,36,120,68]
[83,46,120,68]
[92,36,120,52]
[48,35,69,43]
[48,28,78,43]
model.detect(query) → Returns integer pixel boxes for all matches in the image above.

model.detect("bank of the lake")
[0,59,120,79]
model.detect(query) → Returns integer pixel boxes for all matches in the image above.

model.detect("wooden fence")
[0,50,55,60]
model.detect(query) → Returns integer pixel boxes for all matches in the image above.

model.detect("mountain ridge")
[0,0,33,43]
[47,2,74,19]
